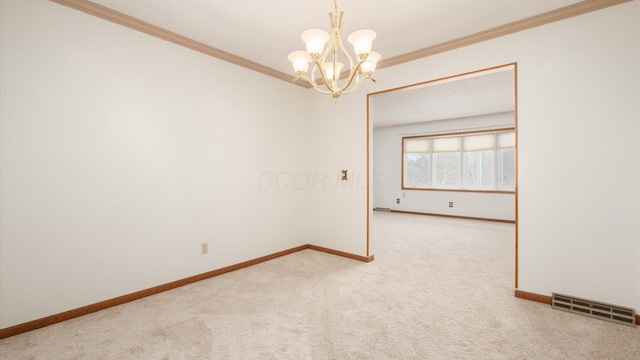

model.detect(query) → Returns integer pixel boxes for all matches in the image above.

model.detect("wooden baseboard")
[514,289,552,304]
[308,244,374,263]
[0,244,373,339]
[390,210,515,224]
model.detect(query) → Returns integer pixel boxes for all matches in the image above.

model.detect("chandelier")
[288,0,381,102]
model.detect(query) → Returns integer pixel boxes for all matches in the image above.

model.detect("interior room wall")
[373,112,515,221]
[340,1,637,310]
[306,89,375,257]
[0,0,311,329]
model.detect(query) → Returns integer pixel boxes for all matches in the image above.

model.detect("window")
[463,133,495,190]
[403,139,429,188]
[402,129,515,192]
[433,137,461,188]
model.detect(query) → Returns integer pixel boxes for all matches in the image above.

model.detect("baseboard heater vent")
[373,207,391,212]
[552,292,636,327]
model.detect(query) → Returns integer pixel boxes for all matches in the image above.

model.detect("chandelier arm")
[309,81,334,94]
[331,37,339,89]
[293,74,333,95]
[335,59,368,93]
[311,56,335,93]
[309,61,321,87]
[311,20,340,93]
[339,75,376,95]
[322,9,345,94]
[335,26,355,74]
[337,29,360,91]
[343,59,360,93]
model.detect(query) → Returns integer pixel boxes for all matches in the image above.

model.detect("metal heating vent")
[552,293,636,327]
[373,207,391,212]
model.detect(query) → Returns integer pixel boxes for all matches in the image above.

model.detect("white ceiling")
[369,67,515,128]
[90,0,582,76]
[81,0,588,127]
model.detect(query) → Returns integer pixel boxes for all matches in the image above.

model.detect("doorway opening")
[367,63,519,287]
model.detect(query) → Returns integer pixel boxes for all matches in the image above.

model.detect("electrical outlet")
[396,198,400,204]
[449,201,454,208]
[201,242,208,255]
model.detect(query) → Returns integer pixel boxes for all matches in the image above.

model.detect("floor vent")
[552,293,636,327]
[373,207,391,212]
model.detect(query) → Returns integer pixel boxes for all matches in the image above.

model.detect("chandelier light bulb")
[324,61,345,81]
[347,29,376,57]
[301,29,330,56]
[288,51,310,74]
[361,51,381,75]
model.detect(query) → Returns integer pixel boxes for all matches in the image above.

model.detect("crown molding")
[50,0,630,87]
[334,0,631,87]
[377,0,632,70]
[49,0,309,88]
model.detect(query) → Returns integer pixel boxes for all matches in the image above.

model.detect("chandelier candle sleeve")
[287,0,380,102]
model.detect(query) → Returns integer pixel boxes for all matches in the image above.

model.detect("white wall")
[307,89,374,257]
[0,0,310,328]
[319,1,639,310]
[373,112,516,221]
[511,3,640,310]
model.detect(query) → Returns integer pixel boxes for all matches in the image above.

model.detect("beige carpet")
[1,212,638,359]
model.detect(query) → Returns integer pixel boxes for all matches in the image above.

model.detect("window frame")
[401,128,516,194]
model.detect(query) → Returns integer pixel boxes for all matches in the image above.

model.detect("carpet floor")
[0,212,638,359]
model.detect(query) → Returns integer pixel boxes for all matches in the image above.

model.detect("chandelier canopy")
[288,0,380,102]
